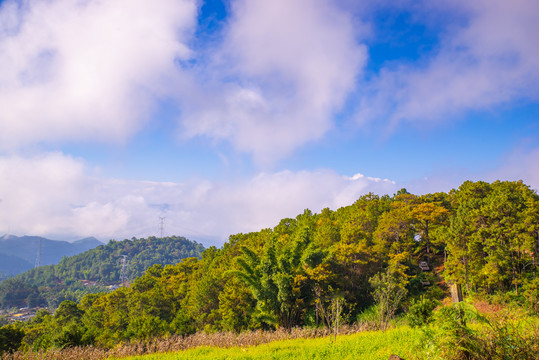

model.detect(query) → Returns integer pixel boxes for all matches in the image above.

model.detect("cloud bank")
[0,153,397,244]
[2,148,537,244]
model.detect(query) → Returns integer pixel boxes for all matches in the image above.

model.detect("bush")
[52,322,86,349]
[476,311,539,360]
[369,270,407,327]
[418,303,539,360]
[433,302,484,359]
[0,324,25,354]
[407,295,439,327]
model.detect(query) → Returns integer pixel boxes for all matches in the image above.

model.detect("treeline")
[3,180,539,351]
[0,236,204,309]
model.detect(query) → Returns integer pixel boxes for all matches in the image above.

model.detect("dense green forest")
[0,236,204,309]
[1,180,538,353]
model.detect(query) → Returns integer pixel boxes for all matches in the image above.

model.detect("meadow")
[113,327,420,360]
[112,305,539,360]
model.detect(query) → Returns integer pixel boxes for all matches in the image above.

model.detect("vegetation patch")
[118,328,419,360]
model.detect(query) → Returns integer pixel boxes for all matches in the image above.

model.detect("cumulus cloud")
[0,0,197,149]
[2,0,537,163]
[357,0,539,128]
[190,170,396,236]
[179,0,367,163]
[0,153,131,238]
[0,153,397,244]
[0,0,371,163]
[0,0,368,163]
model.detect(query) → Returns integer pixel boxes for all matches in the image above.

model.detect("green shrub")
[433,302,484,359]
[407,295,439,327]
[52,322,86,349]
[0,324,25,354]
[418,303,539,360]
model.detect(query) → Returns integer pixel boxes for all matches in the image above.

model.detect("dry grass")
[472,300,503,314]
[1,324,374,360]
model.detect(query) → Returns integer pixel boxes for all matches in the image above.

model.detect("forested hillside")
[2,180,538,352]
[0,236,204,309]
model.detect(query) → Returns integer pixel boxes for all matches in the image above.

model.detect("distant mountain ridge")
[0,235,103,279]
[0,236,205,308]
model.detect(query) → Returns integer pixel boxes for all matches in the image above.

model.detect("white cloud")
[194,170,396,236]
[179,0,367,164]
[0,0,367,163]
[357,0,539,128]
[0,153,397,244]
[0,0,197,149]
[1,0,537,164]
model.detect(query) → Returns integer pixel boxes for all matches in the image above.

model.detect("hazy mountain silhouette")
[0,235,103,278]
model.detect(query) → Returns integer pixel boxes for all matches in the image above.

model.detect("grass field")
[115,327,421,360]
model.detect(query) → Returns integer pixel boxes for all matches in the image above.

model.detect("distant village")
[1,307,39,323]
[1,283,123,324]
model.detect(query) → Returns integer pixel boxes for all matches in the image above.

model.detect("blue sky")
[0,0,538,245]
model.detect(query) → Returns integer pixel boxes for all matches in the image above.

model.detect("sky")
[0,0,538,245]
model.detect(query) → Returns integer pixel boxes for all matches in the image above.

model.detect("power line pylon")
[119,255,129,284]
[159,216,165,238]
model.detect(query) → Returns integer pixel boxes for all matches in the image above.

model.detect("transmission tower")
[119,255,129,284]
[34,238,42,268]
[159,216,166,238]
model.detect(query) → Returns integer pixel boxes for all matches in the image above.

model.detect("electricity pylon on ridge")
[159,216,165,238]
[119,255,129,284]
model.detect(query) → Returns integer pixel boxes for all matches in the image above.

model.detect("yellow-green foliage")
[415,303,539,360]
[115,327,420,360]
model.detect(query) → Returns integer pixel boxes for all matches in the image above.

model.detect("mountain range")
[0,235,103,279]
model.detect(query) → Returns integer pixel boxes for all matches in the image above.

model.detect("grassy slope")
[116,327,421,360]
